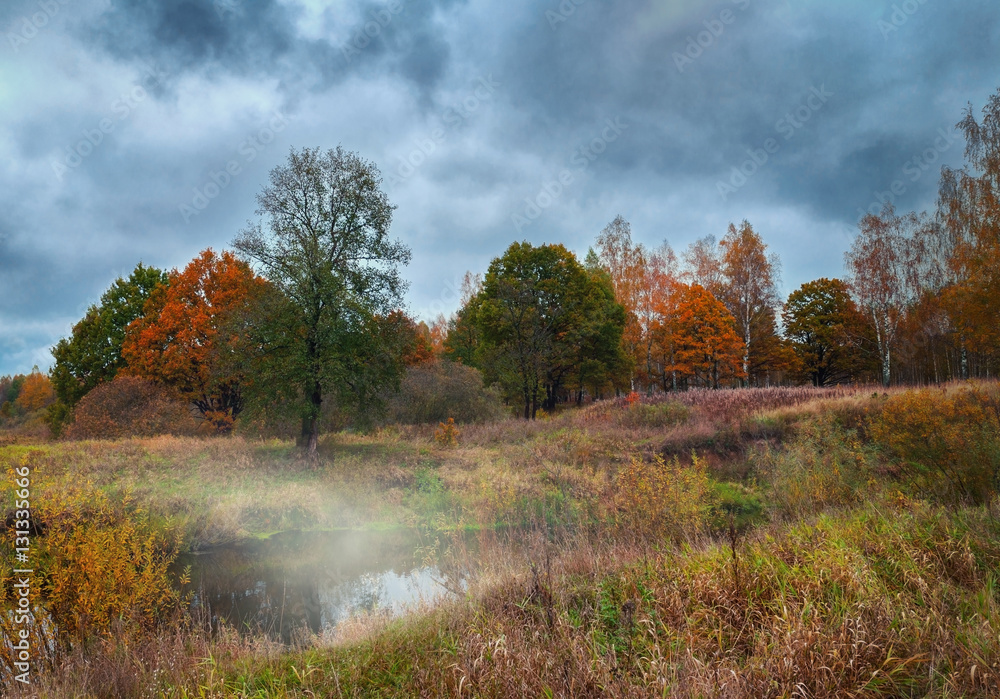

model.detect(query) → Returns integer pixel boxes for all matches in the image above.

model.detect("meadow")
[2,382,1000,697]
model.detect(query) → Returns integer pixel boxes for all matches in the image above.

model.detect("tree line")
[8,87,997,445]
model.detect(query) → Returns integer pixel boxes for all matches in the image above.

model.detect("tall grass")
[3,381,1000,696]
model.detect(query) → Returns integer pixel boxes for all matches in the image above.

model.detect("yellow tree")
[649,271,684,391]
[15,367,55,412]
[596,216,644,386]
[596,215,679,392]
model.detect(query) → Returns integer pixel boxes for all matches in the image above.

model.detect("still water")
[174,529,459,643]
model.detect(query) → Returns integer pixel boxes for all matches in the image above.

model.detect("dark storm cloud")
[83,0,454,95]
[2,0,1000,375]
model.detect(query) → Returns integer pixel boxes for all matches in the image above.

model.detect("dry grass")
[3,381,1000,696]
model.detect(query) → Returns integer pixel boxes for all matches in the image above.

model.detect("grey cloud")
[1,0,1000,375]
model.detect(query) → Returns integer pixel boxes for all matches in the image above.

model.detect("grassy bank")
[2,382,1000,696]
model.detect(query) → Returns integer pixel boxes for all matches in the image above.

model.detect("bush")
[0,454,183,677]
[869,386,1000,505]
[66,377,199,440]
[386,360,506,425]
[753,416,870,519]
[615,453,714,542]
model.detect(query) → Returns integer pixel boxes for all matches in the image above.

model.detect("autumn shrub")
[386,360,506,425]
[614,453,714,542]
[870,386,1000,505]
[434,417,460,447]
[753,416,871,519]
[66,376,198,440]
[0,455,185,685]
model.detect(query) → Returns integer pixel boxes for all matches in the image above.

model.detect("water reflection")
[174,529,456,643]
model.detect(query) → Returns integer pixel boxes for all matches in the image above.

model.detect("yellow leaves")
[435,417,460,447]
[21,479,184,642]
[614,453,713,542]
[870,385,1000,504]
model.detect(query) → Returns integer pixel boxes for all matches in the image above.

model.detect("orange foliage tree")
[596,215,678,392]
[938,89,1000,369]
[673,284,745,389]
[649,271,684,391]
[14,367,55,412]
[122,249,268,432]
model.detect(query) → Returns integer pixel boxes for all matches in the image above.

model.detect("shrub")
[753,416,870,519]
[0,455,183,678]
[615,453,714,542]
[869,386,1000,505]
[386,360,505,425]
[66,376,198,440]
[434,417,460,447]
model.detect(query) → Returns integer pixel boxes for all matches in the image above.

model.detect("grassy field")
[2,383,1000,696]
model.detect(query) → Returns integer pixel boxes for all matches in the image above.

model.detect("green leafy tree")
[472,242,626,419]
[48,264,167,431]
[783,278,869,386]
[233,146,411,451]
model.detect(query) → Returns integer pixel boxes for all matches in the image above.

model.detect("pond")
[173,529,463,644]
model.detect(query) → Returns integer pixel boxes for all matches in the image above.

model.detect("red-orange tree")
[673,284,745,389]
[122,249,268,431]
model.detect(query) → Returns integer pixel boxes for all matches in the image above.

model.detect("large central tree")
[234,146,411,451]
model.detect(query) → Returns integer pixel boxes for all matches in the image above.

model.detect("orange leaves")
[673,283,746,389]
[14,367,55,412]
[596,215,680,390]
[869,386,1000,504]
[122,249,267,430]
[31,480,183,642]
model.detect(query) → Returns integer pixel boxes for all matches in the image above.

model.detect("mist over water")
[174,529,463,644]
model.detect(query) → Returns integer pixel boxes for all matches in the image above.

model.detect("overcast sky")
[1,0,998,375]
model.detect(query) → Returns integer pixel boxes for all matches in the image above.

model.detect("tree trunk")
[881,347,891,388]
[299,381,322,452]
